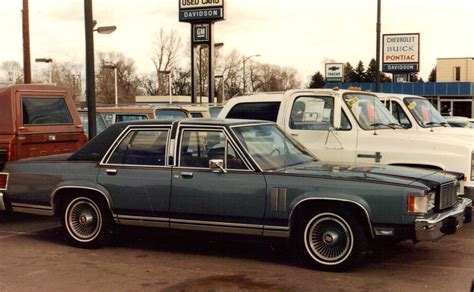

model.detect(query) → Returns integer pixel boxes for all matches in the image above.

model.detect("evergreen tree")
[353,61,365,83]
[365,58,377,82]
[343,62,356,82]
[308,71,326,88]
[428,67,436,82]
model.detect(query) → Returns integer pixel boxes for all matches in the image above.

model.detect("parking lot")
[0,214,472,291]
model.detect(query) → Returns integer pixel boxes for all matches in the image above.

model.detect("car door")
[97,126,171,225]
[170,127,267,235]
[284,94,357,163]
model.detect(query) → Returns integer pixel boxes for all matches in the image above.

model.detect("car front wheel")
[296,209,368,271]
[62,196,111,248]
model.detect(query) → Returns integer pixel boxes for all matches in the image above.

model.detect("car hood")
[276,161,457,189]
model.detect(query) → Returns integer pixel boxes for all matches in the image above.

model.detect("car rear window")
[116,114,148,122]
[226,102,280,122]
[22,97,73,125]
[155,109,188,119]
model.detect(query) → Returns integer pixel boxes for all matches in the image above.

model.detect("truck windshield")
[403,98,449,128]
[232,124,317,171]
[343,93,400,130]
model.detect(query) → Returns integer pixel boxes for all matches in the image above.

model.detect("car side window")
[179,130,247,170]
[108,129,168,166]
[227,102,281,122]
[289,96,352,131]
[390,101,412,128]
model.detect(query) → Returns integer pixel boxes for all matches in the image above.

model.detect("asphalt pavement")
[0,213,473,291]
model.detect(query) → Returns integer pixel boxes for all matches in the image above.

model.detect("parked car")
[77,110,109,138]
[0,119,471,271]
[0,84,87,170]
[154,106,192,119]
[96,106,155,125]
[443,116,474,128]
[218,89,474,199]
[179,104,210,118]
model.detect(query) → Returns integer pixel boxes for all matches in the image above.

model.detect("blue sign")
[179,8,223,22]
[383,63,419,73]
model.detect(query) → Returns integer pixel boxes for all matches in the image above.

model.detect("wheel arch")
[289,197,374,239]
[50,185,114,217]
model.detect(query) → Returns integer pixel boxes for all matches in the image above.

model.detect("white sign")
[383,33,419,64]
[180,0,223,10]
[325,63,344,81]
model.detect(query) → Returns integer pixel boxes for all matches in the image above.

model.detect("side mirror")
[209,159,227,173]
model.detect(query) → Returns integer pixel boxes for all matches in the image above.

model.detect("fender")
[50,180,115,217]
[288,192,374,237]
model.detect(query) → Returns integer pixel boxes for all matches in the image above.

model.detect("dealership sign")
[382,33,420,73]
[179,0,224,22]
[193,23,209,42]
[325,63,344,82]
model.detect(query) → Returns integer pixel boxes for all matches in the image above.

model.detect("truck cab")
[0,84,87,169]
[219,89,474,199]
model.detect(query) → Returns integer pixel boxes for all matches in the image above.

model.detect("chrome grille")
[438,183,457,210]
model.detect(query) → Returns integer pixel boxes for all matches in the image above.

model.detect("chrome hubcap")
[66,198,102,241]
[305,214,353,264]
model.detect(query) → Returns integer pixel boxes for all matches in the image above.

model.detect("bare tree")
[96,52,142,105]
[1,61,23,83]
[150,29,182,95]
[34,61,82,99]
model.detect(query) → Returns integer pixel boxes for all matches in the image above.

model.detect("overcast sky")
[0,0,473,84]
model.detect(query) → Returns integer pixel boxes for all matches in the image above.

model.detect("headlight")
[408,191,434,214]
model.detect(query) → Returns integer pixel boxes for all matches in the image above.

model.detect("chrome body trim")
[415,197,471,241]
[0,192,6,211]
[289,197,375,238]
[118,215,169,228]
[170,222,262,235]
[271,188,278,211]
[50,186,116,217]
[11,203,54,216]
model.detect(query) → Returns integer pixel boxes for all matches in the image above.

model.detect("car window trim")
[174,125,254,172]
[100,125,172,168]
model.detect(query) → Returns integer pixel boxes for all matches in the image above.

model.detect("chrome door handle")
[106,169,118,175]
[181,172,194,178]
[290,133,299,137]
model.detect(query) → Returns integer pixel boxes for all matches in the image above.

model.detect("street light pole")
[242,55,260,94]
[84,0,96,138]
[22,0,31,84]
[375,0,382,92]
[103,63,118,106]
[84,0,116,139]
[159,70,172,104]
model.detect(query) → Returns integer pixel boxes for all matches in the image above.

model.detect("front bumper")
[414,197,472,241]
[0,192,6,211]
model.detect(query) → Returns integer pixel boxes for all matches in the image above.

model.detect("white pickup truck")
[218,89,474,198]
[377,92,474,134]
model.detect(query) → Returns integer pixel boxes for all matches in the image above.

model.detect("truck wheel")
[295,209,368,271]
[61,195,112,248]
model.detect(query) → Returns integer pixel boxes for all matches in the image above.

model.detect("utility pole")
[375,0,381,92]
[22,0,31,84]
[84,0,97,138]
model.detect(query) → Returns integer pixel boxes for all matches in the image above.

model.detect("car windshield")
[232,124,317,171]
[404,98,448,128]
[343,93,400,130]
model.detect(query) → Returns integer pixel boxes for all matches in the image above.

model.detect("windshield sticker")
[407,101,417,110]
[346,97,360,107]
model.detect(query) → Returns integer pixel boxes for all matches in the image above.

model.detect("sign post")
[382,33,420,80]
[179,0,225,103]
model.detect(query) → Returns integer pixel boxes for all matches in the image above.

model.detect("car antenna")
[372,98,378,136]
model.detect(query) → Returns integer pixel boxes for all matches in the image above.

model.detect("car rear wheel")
[62,196,111,248]
[295,209,368,271]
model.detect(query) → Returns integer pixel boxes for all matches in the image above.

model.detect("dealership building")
[330,57,474,118]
